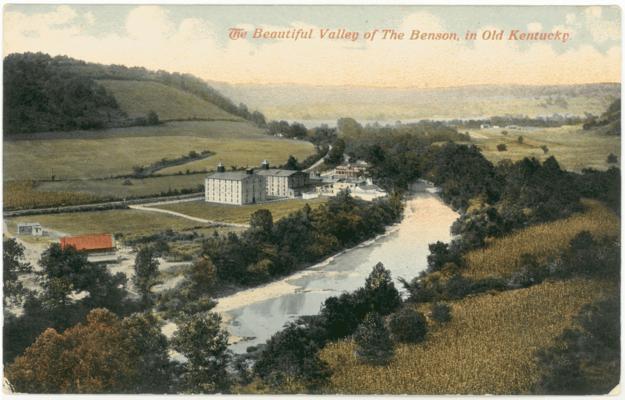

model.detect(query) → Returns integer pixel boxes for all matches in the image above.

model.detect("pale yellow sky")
[3,5,621,87]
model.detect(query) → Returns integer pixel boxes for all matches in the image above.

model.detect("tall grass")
[464,199,619,280]
[320,278,616,394]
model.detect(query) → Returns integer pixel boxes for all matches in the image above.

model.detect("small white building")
[17,222,43,236]
[205,163,266,205]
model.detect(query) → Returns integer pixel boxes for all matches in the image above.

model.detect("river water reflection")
[213,182,458,353]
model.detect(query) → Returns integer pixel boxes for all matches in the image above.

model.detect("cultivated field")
[320,277,616,394]
[98,80,240,121]
[468,125,620,172]
[4,121,314,181]
[153,197,327,224]
[463,199,620,280]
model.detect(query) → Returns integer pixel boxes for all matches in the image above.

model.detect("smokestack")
[261,159,269,170]
[217,162,225,173]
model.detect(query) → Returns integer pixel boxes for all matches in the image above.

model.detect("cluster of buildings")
[204,159,387,205]
[17,224,118,263]
[204,160,310,205]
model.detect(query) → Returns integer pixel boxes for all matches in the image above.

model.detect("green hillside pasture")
[98,79,240,121]
[4,121,315,181]
[155,198,327,224]
[470,125,620,172]
[5,209,240,241]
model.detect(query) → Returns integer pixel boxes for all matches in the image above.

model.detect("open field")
[4,121,314,181]
[36,174,205,199]
[320,277,616,395]
[154,198,327,224]
[98,80,240,121]
[468,125,620,172]
[4,208,239,241]
[464,199,620,280]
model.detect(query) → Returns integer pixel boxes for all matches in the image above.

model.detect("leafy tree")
[283,155,300,170]
[249,209,274,240]
[325,138,346,166]
[534,298,619,394]
[607,153,618,164]
[337,117,363,137]
[254,320,331,391]
[353,312,394,365]
[171,312,231,393]
[427,241,462,272]
[364,262,402,315]
[38,243,127,312]
[185,257,217,296]
[3,238,32,308]
[133,246,159,304]
[7,309,131,393]
[388,307,428,343]
[496,143,507,152]
[430,302,452,323]
[517,135,524,144]
[541,145,549,154]
[120,312,173,393]
[147,110,159,125]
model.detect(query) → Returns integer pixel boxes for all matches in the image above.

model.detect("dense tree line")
[452,114,585,129]
[4,53,125,134]
[582,98,620,135]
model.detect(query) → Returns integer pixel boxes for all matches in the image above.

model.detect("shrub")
[430,302,452,323]
[606,153,618,164]
[388,307,428,343]
[353,313,394,365]
[496,143,508,152]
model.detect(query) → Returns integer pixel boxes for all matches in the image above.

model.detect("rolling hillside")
[3,52,259,135]
[97,80,242,122]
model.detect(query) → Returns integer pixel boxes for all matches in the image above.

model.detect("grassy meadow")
[4,120,315,209]
[468,125,620,172]
[320,278,616,395]
[154,197,327,224]
[4,209,238,241]
[4,121,314,181]
[98,80,240,121]
[36,174,205,199]
[464,199,620,280]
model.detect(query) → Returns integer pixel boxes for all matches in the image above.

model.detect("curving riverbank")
[213,182,459,353]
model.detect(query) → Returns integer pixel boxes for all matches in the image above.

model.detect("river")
[212,182,459,353]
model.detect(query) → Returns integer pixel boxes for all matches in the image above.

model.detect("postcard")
[2,3,621,395]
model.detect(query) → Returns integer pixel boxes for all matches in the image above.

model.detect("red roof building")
[60,234,115,253]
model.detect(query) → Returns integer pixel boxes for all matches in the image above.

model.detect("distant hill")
[209,81,620,122]
[3,52,264,135]
[583,98,620,136]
